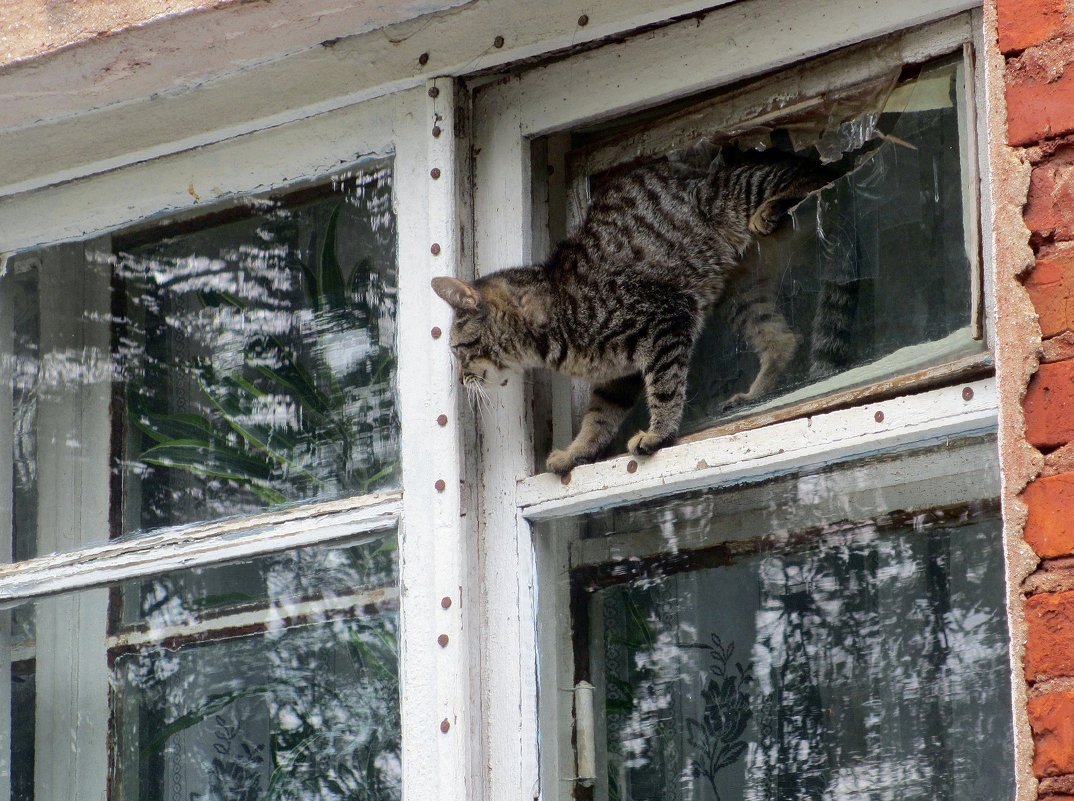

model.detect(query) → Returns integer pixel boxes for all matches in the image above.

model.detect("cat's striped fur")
[432,144,839,474]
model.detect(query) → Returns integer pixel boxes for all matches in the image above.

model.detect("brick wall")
[998,1,1074,798]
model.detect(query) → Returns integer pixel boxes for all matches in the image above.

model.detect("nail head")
[431,242,442,255]
[874,410,884,423]
[494,35,505,48]
[428,86,440,98]
[437,633,449,647]
[431,326,442,339]
[437,414,449,427]
[418,52,429,66]
[435,479,447,492]
[627,460,638,474]
[430,167,442,179]
[962,386,974,401]
[577,14,589,26]
[440,719,451,733]
[441,596,453,609]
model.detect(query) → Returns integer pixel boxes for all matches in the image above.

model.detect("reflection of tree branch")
[684,635,754,801]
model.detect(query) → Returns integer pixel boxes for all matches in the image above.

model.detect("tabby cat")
[432,143,841,475]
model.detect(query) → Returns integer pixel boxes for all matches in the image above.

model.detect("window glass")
[535,438,1013,800]
[5,532,399,801]
[2,162,398,560]
[563,53,981,442]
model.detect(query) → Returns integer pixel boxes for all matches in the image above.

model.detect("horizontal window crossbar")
[518,379,997,519]
[0,491,402,604]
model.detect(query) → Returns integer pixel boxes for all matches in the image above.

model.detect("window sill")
[518,377,997,519]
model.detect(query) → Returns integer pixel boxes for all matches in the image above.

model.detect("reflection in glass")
[538,440,1013,801]
[574,55,982,446]
[1,162,398,561]
[116,166,399,531]
[5,534,399,801]
[682,57,977,430]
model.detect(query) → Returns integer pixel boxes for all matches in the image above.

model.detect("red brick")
[1009,69,1074,147]
[1025,359,1074,450]
[1030,692,1074,777]
[1025,590,1074,679]
[1025,150,1074,240]
[1024,474,1074,557]
[1026,243,1074,338]
[998,0,1071,53]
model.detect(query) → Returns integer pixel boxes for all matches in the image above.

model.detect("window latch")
[574,680,596,787]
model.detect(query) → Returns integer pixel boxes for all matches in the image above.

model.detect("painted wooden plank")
[33,241,111,801]
[0,494,402,602]
[517,379,998,519]
[0,94,396,254]
[0,0,740,199]
[395,82,476,801]
[516,0,978,137]
[472,75,542,801]
[0,264,13,801]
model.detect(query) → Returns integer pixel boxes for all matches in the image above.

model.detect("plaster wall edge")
[982,2,1044,799]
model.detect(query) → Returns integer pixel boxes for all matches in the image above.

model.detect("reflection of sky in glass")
[7,535,400,801]
[4,164,398,560]
[544,442,1012,801]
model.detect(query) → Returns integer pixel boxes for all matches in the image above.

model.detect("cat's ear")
[707,145,726,176]
[431,276,481,310]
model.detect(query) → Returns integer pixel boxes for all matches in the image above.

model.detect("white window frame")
[0,0,1009,799]
[467,1,1000,799]
[0,84,475,801]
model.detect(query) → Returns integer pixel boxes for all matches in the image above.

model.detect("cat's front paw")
[546,448,581,476]
[627,430,676,456]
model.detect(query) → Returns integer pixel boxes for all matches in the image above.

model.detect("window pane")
[681,56,978,431]
[565,54,981,443]
[2,162,398,560]
[535,439,1013,800]
[4,532,399,801]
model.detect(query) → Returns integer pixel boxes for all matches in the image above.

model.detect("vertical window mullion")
[0,265,12,801]
[395,81,475,801]
[471,75,542,801]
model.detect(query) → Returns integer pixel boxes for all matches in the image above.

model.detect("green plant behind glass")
[127,189,399,522]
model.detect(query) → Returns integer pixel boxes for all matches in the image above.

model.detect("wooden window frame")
[0,1,1003,800]
[467,2,1000,799]
[0,83,475,801]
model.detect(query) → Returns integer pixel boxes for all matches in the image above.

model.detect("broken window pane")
[683,56,978,431]
[564,52,982,442]
[535,438,1013,801]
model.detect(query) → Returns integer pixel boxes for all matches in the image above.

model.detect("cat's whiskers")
[464,375,493,416]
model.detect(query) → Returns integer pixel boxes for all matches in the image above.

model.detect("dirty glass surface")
[536,438,1013,801]
[1,161,398,560]
[3,533,399,801]
[680,56,979,431]
[571,54,982,443]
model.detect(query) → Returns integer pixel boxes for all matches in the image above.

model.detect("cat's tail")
[808,186,860,378]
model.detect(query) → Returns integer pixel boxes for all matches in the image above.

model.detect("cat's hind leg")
[546,375,643,475]
[628,324,696,457]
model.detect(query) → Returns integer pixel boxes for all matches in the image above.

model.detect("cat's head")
[431,274,547,390]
